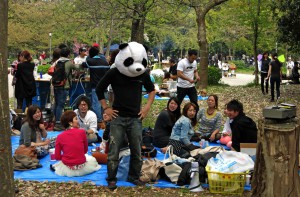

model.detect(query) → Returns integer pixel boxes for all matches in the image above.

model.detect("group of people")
[259,52,300,101]
[12,44,259,192]
[152,96,257,157]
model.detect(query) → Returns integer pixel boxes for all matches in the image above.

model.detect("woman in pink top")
[52,110,100,177]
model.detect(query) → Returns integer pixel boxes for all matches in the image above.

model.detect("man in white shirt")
[177,49,200,109]
[74,47,87,66]
[74,95,100,144]
[286,57,294,77]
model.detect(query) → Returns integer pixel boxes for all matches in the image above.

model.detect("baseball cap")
[92,43,100,48]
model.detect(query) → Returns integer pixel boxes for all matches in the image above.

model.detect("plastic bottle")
[40,71,43,79]
[200,139,205,149]
[33,65,38,78]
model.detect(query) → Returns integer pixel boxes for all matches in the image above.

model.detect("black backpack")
[51,60,68,86]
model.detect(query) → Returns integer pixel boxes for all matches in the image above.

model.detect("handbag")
[47,65,55,75]
[140,158,165,183]
[12,76,17,86]
[162,145,182,183]
[14,145,37,159]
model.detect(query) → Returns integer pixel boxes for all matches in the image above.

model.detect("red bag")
[48,65,55,75]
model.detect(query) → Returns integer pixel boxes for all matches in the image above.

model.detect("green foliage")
[230,60,246,69]
[207,66,222,85]
[37,64,51,74]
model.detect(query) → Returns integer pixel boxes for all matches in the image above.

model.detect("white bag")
[207,151,254,173]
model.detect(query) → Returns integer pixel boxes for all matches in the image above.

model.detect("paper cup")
[49,148,56,161]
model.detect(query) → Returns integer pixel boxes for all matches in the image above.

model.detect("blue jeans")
[91,89,103,122]
[53,87,68,124]
[106,116,142,182]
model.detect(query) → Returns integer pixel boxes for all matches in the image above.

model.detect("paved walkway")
[220,73,255,86]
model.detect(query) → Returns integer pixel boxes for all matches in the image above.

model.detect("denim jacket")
[170,116,194,145]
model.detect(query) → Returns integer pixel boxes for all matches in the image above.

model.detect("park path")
[220,73,255,86]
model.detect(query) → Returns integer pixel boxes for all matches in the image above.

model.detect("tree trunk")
[252,118,300,197]
[195,9,208,89]
[130,3,145,44]
[0,0,15,196]
[253,0,260,85]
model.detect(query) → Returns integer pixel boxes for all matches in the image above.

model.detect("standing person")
[74,47,87,67]
[19,105,54,158]
[291,61,299,84]
[15,50,36,109]
[176,49,200,110]
[153,97,181,152]
[286,57,294,77]
[260,52,271,95]
[168,102,199,156]
[52,110,100,177]
[226,99,257,152]
[196,95,222,142]
[96,42,155,190]
[74,95,100,144]
[266,53,282,102]
[82,46,110,129]
[168,58,177,80]
[53,46,78,131]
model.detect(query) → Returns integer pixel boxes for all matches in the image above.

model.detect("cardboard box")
[240,143,257,156]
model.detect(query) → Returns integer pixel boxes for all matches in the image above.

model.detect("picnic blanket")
[12,131,251,190]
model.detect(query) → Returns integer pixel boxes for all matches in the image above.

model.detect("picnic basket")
[206,166,247,196]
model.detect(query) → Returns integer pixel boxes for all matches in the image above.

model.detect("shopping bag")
[162,145,182,183]
[140,158,165,183]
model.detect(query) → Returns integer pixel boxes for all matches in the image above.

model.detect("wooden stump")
[251,118,300,197]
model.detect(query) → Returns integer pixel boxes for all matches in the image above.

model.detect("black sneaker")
[107,181,117,190]
[50,164,55,172]
[128,179,146,186]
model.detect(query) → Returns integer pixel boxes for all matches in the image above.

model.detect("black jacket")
[230,113,258,152]
[15,61,36,99]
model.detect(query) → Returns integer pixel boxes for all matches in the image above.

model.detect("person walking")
[260,52,271,95]
[176,49,200,110]
[266,53,282,102]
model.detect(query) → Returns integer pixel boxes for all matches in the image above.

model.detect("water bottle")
[33,65,38,78]
[40,71,43,79]
[200,139,205,149]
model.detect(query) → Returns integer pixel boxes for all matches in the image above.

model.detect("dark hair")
[60,110,76,129]
[164,72,171,79]
[24,105,44,130]
[166,97,181,123]
[52,48,61,62]
[263,51,269,56]
[271,53,282,67]
[188,49,198,56]
[169,58,176,64]
[17,51,22,62]
[60,47,70,58]
[208,94,219,109]
[109,49,120,65]
[226,99,243,114]
[89,46,100,58]
[79,47,87,53]
[58,43,67,49]
[20,50,32,62]
[182,102,197,126]
[75,95,91,110]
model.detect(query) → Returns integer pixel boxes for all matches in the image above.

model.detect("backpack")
[51,60,68,86]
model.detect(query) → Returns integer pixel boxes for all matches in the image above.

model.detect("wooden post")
[252,118,300,197]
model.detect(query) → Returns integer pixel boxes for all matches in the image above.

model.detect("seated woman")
[153,97,181,152]
[197,95,222,142]
[219,107,232,148]
[19,105,55,158]
[52,110,100,177]
[168,102,199,156]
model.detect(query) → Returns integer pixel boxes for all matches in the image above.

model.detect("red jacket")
[55,128,88,166]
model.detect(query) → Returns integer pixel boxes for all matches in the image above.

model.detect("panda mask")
[115,42,148,77]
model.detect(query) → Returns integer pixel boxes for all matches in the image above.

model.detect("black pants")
[260,72,269,93]
[177,86,199,111]
[270,77,280,100]
[17,97,32,109]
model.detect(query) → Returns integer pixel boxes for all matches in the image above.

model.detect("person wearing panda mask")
[96,42,156,190]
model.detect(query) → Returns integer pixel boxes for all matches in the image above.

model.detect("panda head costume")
[115,42,148,77]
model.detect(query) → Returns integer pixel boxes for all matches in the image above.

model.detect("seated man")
[74,95,101,144]
[226,99,257,152]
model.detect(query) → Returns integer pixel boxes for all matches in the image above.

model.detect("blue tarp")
[12,131,251,191]
[103,44,119,52]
